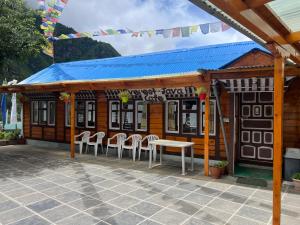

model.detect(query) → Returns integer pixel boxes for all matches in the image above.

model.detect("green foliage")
[0,0,46,73]
[292,172,300,180]
[0,129,20,140]
[211,160,228,168]
[0,13,120,82]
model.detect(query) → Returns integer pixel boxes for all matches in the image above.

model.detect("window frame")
[109,100,121,130]
[181,99,198,135]
[65,102,71,127]
[135,100,148,132]
[31,101,39,125]
[85,100,96,128]
[200,99,217,136]
[165,100,180,134]
[47,101,56,126]
[121,101,134,131]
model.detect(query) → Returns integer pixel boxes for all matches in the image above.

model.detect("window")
[122,101,134,131]
[38,101,47,125]
[109,100,120,129]
[31,100,56,126]
[200,100,216,135]
[48,101,56,126]
[65,102,71,127]
[135,101,147,131]
[182,100,197,135]
[31,101,39,124]
[165,100,179,133]
[76,101,85,127]
[86,101,95,128]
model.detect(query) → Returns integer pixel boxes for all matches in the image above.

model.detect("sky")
[26,0,250,56]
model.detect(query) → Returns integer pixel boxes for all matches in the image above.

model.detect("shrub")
[292,172,300,180]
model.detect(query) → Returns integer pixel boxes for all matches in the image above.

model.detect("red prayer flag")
[172,27,180,37]
[221,22,231,31]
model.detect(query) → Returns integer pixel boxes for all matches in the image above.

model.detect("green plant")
[196,86,207,95]
[292,172,300,180]
[59,92,70,102]
[0,129,21,140]
[118,90,131,103]
[211,160,228,168]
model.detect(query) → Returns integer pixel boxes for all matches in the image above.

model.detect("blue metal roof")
[20,41,268,85]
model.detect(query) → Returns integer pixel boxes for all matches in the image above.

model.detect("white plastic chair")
[121,134,142,161]
[138,135,159,161]
[106,133,127,158]
[74,131,91,154]
[86,132,105,156]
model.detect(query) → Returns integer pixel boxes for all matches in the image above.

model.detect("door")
[239,92,273,165]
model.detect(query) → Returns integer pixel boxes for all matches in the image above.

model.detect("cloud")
[26,0,250,55]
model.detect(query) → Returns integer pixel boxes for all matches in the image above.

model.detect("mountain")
[2,22,120,82]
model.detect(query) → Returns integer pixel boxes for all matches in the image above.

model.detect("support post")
[204,89,210,176]
[273,56,284,225]
[70,92,76,159]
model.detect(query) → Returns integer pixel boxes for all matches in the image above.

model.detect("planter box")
[0,139,26,146]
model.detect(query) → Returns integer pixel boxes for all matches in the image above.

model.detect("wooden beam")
[244,0,273,9]
[70,92,76,159]
[286,31,300,44]
[204,87,210,176]
[273,56,284,225]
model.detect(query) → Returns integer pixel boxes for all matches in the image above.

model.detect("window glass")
[86,101,95,128]
[39,101,47,124]
[110,101,120,129]
[48,101,55,125]
[135,101,147,131]
[166,101,179,133]
[76,101,85,127]
[31,101,39,124]
[122,102,134,131]
[65,102,70,126]
[182,100,197,134]
[200,100,216,135]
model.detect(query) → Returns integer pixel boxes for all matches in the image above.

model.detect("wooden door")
[239,92,274,165]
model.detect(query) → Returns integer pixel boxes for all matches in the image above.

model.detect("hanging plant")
[59,92,70,103]
[17,94,29,104]
[118,90,131,103]
[196,86,207,101]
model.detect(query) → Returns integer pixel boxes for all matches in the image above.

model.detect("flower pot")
[209,166,222,179]
[199,93,206,101]
[121,96,129,103]
[293,179,300,191]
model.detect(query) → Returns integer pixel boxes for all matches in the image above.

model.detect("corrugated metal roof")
[20,41,268,85]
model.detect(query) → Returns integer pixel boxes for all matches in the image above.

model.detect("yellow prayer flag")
[190,25,198,33]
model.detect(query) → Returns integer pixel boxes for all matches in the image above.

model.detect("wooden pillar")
[273,56,284,225]
[204,90,210,176]
[70,92,76,159]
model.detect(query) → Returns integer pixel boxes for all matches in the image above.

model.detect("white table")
[148,139,194,175]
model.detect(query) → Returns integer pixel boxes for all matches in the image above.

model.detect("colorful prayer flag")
[181,26,190,37]
[221,22,231,31]
[156,29,164,35]
[200,23,209,34]
[147,30,155,37]
[210,22,222,33]
[172,27,181,37]
[190,25,198,33]
[163,29,172,38]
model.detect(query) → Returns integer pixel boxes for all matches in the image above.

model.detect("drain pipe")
[212,81,229,160]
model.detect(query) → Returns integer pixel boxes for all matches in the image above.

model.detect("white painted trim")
[47,101,55,126]
[259,92,273,103]
[109,100,120,130]
[258,146,273,160]
[31,101,39,125]
[65,102,70,127]
[241,118,273,130]
[252,131,262,144]
[85,101,96,128]
[241,145,256,159]
[135,101,147,132]
[252,105,262,117]
[264,105,273,117]
[241,131,250,143]
[264,132,273,144]
[165,100,180,134]
[242,105,251,117]
[200,99,216,136]
[242,92,256,103]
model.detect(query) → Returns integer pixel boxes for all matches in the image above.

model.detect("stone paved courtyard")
[0,145,299,225]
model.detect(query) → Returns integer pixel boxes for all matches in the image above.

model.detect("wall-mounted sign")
[105,87,196,103]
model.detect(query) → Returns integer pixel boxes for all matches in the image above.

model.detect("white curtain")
[10,93,17,124]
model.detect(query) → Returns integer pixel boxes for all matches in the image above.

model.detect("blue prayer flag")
[1,94,6,125]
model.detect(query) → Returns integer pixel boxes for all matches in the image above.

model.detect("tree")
[0,0,46,80]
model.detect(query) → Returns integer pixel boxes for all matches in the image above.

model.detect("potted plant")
[59,92,70,103]
[209,161,227,179]
[196,86,207,101]
[17,94,29,104]
[292,172,300,191]
[118,90,131,103]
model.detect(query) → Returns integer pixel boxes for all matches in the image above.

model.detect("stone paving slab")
[0,145,299,225]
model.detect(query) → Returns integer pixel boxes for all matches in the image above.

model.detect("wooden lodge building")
[2,41,300,177]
